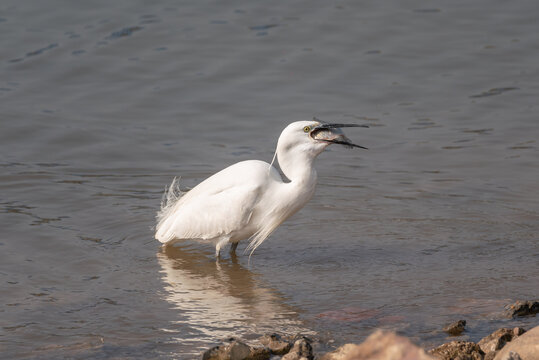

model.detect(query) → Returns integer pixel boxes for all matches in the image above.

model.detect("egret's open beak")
[310,122,369,149]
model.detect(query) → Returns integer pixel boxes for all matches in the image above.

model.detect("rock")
[201,340,270,360]
[478,327,526,357]
[429,341,484,360]
[286,334,314,343]
[259,333,292,355]
[504,300,539,318]
[322,330,434,360]
[494,326,539,360]
[202,345,224,360]
[227,341,252,360]
[496,351,522,360]
[281,337,313,360]
[248,347,271,360]
[443,320,467,336]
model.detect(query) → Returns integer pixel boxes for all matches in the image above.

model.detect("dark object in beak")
[310,122,369,149]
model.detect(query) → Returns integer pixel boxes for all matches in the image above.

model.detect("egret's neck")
[276,146,318,186]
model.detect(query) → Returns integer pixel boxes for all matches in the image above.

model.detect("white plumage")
[155,119,366,258]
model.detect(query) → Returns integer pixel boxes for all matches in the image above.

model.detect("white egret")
[155,119,367,258]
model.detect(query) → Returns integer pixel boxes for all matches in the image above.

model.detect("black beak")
[314,123,370,130]
[311,121,369,149]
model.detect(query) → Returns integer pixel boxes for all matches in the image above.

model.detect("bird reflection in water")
[157,243,312,349]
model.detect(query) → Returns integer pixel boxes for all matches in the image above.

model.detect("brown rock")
[444,320,467,336]
[321,330,434,360]
[429,341,484,360]
[478,327,526,357]
[500,352,522,360]
[494,326,539,360]
[259,333,292,355]
[202,345,223,360]
[227,341,252,360]
[201,340,270,360]
[504,300,539,318]
[248,347,271,360]
[281,337,314,360]
[286,334,314,344]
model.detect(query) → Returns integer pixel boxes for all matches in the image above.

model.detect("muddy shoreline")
[202,300,538,360]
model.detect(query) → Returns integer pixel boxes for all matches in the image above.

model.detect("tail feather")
[155,177,184,241]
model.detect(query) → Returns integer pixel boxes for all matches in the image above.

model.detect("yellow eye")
[303,126,311,133]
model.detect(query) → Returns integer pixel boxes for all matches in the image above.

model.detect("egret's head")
[278,119,367,158]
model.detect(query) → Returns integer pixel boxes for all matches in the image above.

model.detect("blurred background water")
[1,0,538,358]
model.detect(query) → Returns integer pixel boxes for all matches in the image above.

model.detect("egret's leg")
[229,241,239,255]
[215,237,229,258]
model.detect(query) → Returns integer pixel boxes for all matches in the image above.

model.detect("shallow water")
[1,0,538,358]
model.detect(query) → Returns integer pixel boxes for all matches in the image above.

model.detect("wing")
[155,169,264,243]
